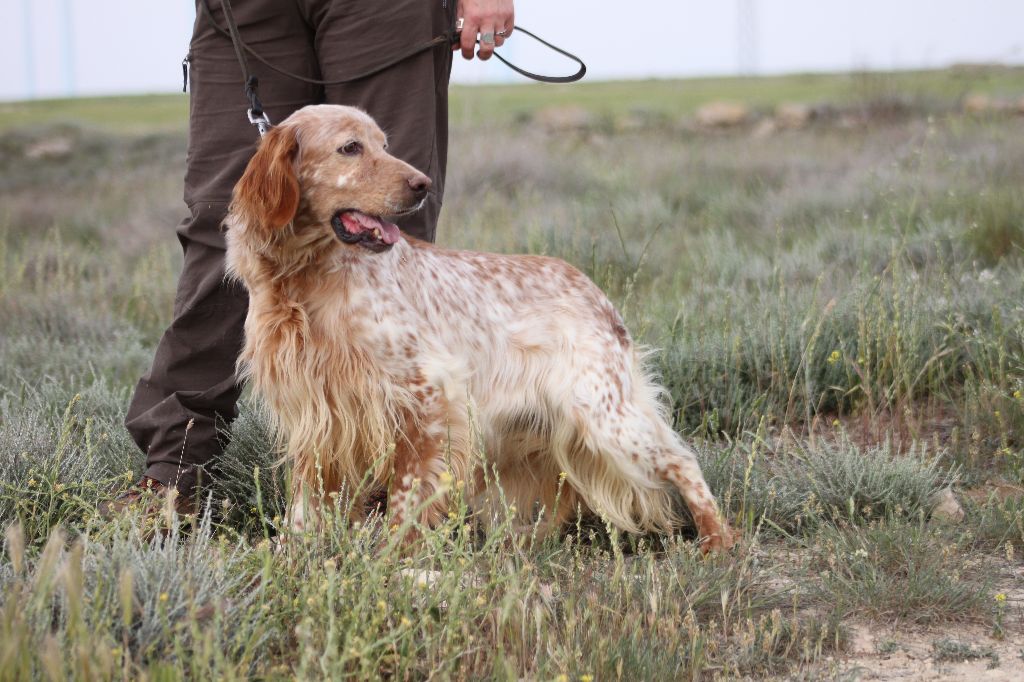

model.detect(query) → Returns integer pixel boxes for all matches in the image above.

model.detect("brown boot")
[98,476,197,520]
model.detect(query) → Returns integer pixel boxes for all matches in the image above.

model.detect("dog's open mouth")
[331,210,402,252]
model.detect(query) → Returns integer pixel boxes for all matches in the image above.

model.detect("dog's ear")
[233,124,300,233]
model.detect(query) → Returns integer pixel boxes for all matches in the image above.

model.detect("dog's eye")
[338,141,363,156]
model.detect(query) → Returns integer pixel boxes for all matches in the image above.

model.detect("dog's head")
[230,104,431,255]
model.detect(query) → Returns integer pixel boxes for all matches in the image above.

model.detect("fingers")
[456,0,514,60]
[459,17,479,60]
[493,22,509,48]
[478,24,496,60]
[498,10,514,45]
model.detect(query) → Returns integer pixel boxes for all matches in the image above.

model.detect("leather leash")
[199,0,586,137]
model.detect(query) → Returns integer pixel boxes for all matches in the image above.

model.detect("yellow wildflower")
[827,350,841,365]
[995,593,1007,603]
[158,593,169,603]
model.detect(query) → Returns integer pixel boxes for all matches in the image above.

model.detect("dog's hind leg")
[570,393,734,553]
[650,435,734,552]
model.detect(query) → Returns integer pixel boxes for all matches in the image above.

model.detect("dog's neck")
[231,221,422,306]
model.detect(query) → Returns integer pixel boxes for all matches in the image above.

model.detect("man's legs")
[126,0,453,496]
[125,0,320,495]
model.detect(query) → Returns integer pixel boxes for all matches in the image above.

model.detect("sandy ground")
[829,621,1024,681]
[818,562,1024,681]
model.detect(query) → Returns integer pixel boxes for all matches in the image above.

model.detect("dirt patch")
[827,563,1024,680]
[834,622,1023,680]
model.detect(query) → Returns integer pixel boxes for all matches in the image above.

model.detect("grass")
[2,67,1024,678]
[931,638,1000,667]
[811,519,990,624]
[3,64,1024,133]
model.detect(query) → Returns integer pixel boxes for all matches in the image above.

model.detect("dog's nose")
[408,174,431,196]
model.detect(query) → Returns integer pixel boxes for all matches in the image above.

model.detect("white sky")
[1,0,1021,100]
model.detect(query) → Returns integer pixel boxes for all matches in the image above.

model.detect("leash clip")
[248,108,272,137]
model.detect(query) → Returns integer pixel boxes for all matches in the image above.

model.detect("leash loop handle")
[472,26,586,84]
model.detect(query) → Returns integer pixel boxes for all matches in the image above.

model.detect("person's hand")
[455,0,514,61]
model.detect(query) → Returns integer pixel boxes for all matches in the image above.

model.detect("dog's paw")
[399,567,444,589]
[700,525,738,555]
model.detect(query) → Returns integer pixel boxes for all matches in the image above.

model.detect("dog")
[225,104,733,552]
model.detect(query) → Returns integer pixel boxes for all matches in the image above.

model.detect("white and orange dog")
[225,105,733,552]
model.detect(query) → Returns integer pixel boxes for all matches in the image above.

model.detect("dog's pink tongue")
[378,220,400,244]
[340,212,401,244]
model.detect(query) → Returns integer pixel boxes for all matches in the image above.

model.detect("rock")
[695,101,749,128]
[532,105,595,132]
[775,102,814,129]
[614,109,665,133]
[24,136,74,160]
[750,118,776,139]
[931,488,964,524]
[963,93,1014,115]
[963,93,992,114]
[614,112,647,133]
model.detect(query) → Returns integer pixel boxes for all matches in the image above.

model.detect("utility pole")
[736,0,759,75]
[22,0,36,98]
[59,0,76,96]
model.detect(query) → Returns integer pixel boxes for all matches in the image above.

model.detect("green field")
[2,67,1024,679]
[3,65,1022,132]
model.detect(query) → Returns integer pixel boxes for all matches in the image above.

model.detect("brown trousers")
[125,0,455,494]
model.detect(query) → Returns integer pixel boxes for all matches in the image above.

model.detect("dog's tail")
[550,349,683,535]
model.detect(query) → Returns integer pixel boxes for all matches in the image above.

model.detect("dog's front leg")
[388,418,449,547]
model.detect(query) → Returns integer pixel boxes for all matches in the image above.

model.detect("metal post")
[59,0,77,96]
[736,0,759,76]
[22,0,36,98]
